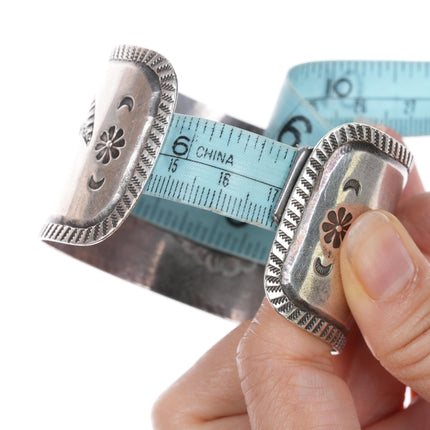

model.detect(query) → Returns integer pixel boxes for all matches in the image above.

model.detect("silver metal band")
[47,93,267,321]
[42,46,413,352]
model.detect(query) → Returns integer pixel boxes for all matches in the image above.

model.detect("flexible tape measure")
[133,61,430,264]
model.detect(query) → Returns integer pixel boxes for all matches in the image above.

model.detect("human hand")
[152,135,430,429]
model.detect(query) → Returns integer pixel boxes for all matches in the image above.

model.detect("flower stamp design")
[95,126,125,164]
[322,207,353,249]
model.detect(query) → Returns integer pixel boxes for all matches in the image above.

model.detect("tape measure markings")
[143,113,297,230]
[132,61,430,264]
[155,152,287,188]
[145,173,276,229]
[134,195,274,263]
[280,61,430,138]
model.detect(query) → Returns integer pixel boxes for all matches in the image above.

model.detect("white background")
[1,1,430,428]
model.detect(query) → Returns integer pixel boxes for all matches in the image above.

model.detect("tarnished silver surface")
[41,46,178,245]
[176,94,264,135]
[43,67,266,319]
[264,123,413,352]
[49,215,264,320]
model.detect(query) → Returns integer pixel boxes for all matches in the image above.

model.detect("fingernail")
[346,211,416,300]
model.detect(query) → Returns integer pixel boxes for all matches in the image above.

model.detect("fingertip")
[341,210,426,305]
[344,210,417,301]
[341,209,430,401]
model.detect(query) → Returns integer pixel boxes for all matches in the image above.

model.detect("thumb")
[341,209,430,401]
[236,299,360,430]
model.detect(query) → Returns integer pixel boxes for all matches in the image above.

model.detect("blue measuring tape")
[133,61,430,264]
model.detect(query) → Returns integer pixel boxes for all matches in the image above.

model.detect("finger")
[341,209,430,402]
[152,322,251,430]
[333,323,405,427]
[396,192,430,257]
[236,299,361,430]
[365,398,430,430]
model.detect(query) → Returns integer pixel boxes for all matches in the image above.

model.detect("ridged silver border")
[264,123,413,352]
[41,45,178,245]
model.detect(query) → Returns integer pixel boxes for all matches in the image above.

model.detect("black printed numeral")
[172,136,190,156]
[325,78,353,98]
[278,115,312,148]
[218,171,231,187]
[168,158,178,173]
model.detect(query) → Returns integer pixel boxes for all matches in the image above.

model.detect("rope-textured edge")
[264,123,413,352]
[41,45,178,245]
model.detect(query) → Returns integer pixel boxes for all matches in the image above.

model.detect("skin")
[152,128,430,429]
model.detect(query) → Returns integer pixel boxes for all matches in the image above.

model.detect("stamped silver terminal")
[265,123,413,352]
[41,45,178,245]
